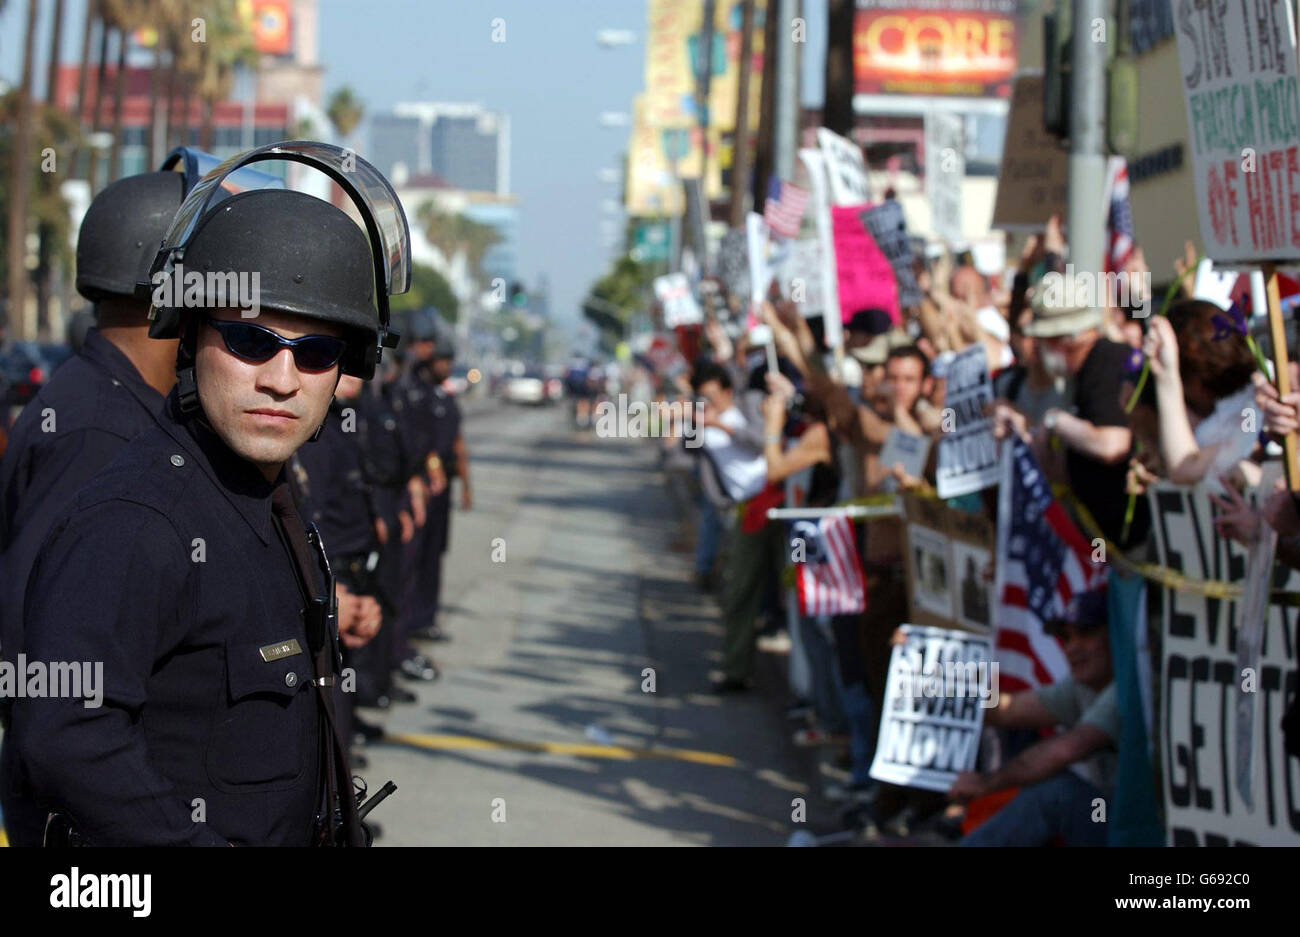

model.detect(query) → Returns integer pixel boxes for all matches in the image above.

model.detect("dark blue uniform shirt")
[0,328,165,661]
[13,390,323,846]
[294,399,374,561]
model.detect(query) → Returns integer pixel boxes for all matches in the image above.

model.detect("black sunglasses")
[205,316,347,372]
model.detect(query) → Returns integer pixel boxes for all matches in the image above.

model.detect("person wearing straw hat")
[995,279,1148,549]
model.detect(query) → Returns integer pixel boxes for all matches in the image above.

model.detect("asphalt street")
[361,397,839,845]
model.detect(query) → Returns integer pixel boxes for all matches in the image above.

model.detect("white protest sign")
[778,237,826,318]
[1148,482,1300,845]
[936,343,999,498]
[1174,0,1300,262]
[653,273,702,328]
[879,427,931,491]
[816,127,871,206]
[797,148,844,350]
[870,624,992,792]
[925,110,965,245]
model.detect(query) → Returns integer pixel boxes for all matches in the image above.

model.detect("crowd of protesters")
[635,213,1300,845]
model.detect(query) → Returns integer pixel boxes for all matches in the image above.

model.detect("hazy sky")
[1,0,827,329]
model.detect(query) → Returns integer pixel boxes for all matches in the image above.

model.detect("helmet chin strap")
[175,316,203,414]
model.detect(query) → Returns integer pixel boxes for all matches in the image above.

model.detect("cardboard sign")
[1148,483,1300,845]
[817,127,871,206]
[925,110,965,245]
[1174,0,1300,262]
[654,273,702,328]
[902,495,995,633]
[869,624,993,792]
[831,205,900,325]
[936,344,999,499]
[992,73,1068,229]
[860,200,922,311]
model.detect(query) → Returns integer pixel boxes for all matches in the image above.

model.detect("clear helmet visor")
[150,141,411,345]
[159,146,287,197]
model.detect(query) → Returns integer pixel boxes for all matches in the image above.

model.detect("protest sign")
[1147,483,1300,845]
[992,73,1068,229]
[716,228,751,312]
[797,148,844,350]
[777,237,826,318]
[879,427,931,490]
[817,127,872,206]
[831,205,900,325]
[925,110,965,245]
[653,273,702,328]
[936,343,999,498]
[870,624,992,792]
[903,496,995,632]
[860,200,922,311]
[1174,1,1300,263]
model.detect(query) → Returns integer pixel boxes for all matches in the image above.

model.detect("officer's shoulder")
[68,426,196,518]
[11,354,145,444]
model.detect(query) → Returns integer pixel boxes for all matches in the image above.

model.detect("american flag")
[1106,156,1136,273]
[764,176,809,239]
[789,515,867,617]
[993,438,1107,691]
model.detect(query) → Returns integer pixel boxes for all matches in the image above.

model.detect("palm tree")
[34,0,67,334]
[326,86,364,145]
[416,202,502,285]
[5,0,39,341]
[194,0,257,150]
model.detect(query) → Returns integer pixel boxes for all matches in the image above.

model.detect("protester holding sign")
[952,589,1120,847]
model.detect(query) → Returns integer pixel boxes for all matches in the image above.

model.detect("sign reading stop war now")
[870,625,992,793]
[1175,0,1300,262]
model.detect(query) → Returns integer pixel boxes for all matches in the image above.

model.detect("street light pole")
[1068,0,1108,277]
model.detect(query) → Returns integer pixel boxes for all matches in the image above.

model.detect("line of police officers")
[0,143,466,846]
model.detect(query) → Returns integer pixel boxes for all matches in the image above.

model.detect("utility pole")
[773,0,800,184]
[1068,0,1108,277]
[728,0,756,228]
[693,0,717,271]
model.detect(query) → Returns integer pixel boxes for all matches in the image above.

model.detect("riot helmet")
[76,171,187,303]
[146,141,410,397]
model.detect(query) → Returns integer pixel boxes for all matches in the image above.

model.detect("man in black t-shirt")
[1020,296,1148,548]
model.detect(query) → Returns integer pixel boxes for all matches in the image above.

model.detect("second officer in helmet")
[14,143,409,846]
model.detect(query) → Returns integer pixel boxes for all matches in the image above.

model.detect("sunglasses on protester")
[206,316,348,372]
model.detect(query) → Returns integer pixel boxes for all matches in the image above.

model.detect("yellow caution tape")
[1054,485,1300,605]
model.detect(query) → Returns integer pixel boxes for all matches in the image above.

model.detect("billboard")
[854,0,1018,98]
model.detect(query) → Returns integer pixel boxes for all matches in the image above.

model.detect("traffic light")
[509,282,528,309]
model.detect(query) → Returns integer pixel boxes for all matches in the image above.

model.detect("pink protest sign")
[831,204,900,325]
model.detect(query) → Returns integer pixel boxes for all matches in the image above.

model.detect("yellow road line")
[386,731,737,768]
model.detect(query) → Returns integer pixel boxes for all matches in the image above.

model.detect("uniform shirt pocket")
[206,636,313,791]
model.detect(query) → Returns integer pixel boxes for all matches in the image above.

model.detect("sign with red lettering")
[853,0,1019,98]
[1175,0,1300,262]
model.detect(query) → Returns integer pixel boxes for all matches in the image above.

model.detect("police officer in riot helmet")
[0,169,187,847]
[13,143,408,845]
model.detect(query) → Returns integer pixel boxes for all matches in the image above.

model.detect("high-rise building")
[367,103,509,195]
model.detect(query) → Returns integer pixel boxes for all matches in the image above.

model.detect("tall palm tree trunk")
[88,6,110,192]
[35,0,66,337]
[109,27,127,181]
[823,0,855,136]
[6,0,40,342]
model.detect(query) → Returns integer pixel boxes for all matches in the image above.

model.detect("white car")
[503,371,547,404]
